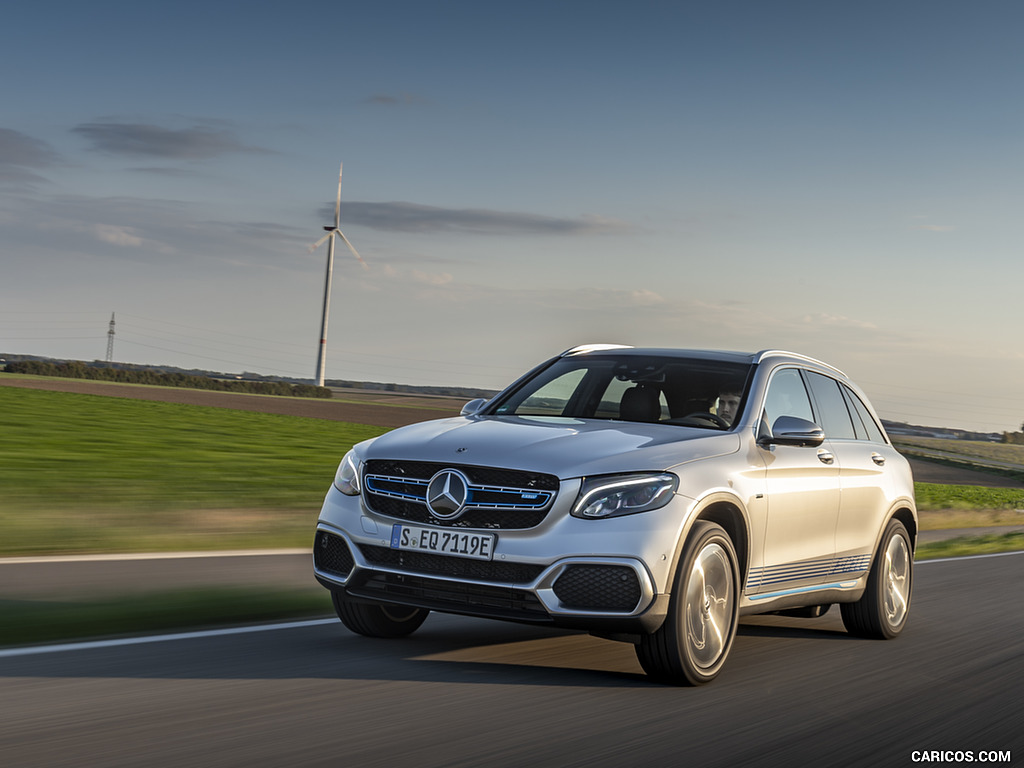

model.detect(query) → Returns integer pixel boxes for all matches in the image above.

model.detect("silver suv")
[314,345,916,685]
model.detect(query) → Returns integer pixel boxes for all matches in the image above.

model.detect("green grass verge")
[0,386,388,555]
[914,532,1024,560]
[896,437,1024,466]
[915,482,1024,511]
[0,587,334,647]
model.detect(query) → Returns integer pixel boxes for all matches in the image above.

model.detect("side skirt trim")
[748,580,859,601]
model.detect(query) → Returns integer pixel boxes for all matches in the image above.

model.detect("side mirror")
[760,416,825,447]
[460,398,488,417]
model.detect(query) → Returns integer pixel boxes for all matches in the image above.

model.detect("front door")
[750,367,840,594]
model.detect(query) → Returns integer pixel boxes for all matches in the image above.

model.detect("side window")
[806,372,856,440]
[515,369,587,415]
[843,385,887,443]
[763,368,814,428]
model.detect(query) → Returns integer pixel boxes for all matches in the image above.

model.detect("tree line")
[4,360,332,399]
[1006,429,1024,446]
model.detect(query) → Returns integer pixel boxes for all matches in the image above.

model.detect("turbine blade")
[309,233,331,253]
[334,163,343,227]
[335,229,368,269]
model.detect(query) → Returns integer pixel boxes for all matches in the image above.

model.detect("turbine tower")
[309,163,367,388]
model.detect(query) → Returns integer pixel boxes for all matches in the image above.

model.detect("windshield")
[488,354,754,429]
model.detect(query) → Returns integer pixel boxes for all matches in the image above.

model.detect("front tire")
[636,521,740,685]
[331,591,429,638]
[841,518,913,639]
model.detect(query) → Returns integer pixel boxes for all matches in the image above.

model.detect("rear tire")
[331,591,429,638]
[841,518,912,639]
[635,521,739,685]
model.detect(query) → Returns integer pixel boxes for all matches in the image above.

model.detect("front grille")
[314,531,355,579]
[552,565,642,611]
[347,571,549,621]
[363,460,559,530]
[366,461,560,491]
[367,496,550,529]
[359,544,545,584]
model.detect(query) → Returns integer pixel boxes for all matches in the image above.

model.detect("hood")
[362,415,740,478]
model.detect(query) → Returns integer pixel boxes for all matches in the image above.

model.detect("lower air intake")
[314,531,355,579]
[552,564,642,612]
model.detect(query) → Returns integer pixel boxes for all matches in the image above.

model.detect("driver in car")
[715,386,742,427]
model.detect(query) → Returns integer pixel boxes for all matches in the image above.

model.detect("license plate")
[390,524,496,561]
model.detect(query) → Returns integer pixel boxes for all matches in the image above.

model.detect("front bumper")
[313,482,680,634]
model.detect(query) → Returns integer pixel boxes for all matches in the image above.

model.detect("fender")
[665,489,753,597]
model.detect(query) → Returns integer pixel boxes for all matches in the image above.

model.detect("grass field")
[1,386,388,555]
[2,383,1022,646]
[5,384,1024,556]
[895,436,1024,466]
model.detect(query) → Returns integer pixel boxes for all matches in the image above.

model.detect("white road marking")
[1,550,1020,659]
[915,549,1024,565]
[0,549,309,565]
[0,619,336,659]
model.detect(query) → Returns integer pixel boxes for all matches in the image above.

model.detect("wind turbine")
[310,162,367,388]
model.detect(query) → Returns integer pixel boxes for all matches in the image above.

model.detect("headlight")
[572,473,678,519]
[333,450,361,496]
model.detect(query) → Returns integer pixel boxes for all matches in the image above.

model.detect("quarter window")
[842,385,887,443]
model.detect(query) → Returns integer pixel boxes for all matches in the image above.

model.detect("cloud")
[3,192,311,272]
[910,215,954,233]
[411,270,453,286]
[94,224,143,247]
[800,313,877,330]
[628,289,667,306]
[364,92,430,106]
[0,128,62,186]
[129,166,205,177]
[339,201,629,236]
[72,121,266,160]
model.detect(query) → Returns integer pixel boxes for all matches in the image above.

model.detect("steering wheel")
[682,411,730,429]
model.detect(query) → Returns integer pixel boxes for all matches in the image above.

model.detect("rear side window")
[806,372,856,440]
[842,385,887,443]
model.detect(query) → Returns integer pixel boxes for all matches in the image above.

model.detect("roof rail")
[754,350,846,377]
[560,343,634,357]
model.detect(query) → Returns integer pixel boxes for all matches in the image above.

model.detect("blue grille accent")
[364,475,428,502]
[365,474,553,510]
[362,461,559,530]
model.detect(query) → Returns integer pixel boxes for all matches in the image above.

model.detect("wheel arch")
[891,505,918,551]
[678,493,751,591]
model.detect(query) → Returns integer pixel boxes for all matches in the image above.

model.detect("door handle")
[817,449,835,465]
[871,452,886,466]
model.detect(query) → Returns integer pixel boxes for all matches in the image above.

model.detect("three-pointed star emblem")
[425,469,470,519]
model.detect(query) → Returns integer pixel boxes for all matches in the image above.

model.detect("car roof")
[561,344,847,378]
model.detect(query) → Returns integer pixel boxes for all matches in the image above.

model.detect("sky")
[2,0,1022,434]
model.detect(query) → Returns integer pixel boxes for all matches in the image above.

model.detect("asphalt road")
[5,527,1023,599]
[1,553,1021,768]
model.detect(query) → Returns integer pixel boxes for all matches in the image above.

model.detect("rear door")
[805,373,905,578]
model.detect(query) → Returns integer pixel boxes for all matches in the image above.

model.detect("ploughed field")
[0,376,464,429]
